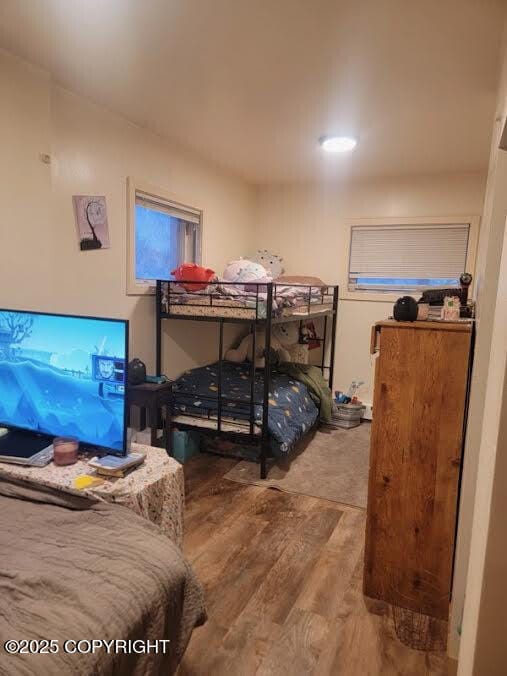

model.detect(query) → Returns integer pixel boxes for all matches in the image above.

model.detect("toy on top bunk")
[171,262,216,292]
[225,322,301,369]
[250,249,284,279]
[221,257,273,295]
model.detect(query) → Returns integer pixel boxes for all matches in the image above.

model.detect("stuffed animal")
[171,262,216,292]
[251,250,284,279]
[222,258,272,286]
[225,322,300,369]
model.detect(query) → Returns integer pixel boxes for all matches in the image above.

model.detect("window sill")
[340,289,419,303]
[126,281,155,297]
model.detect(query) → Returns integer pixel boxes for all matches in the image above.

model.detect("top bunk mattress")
[161,282,335,321]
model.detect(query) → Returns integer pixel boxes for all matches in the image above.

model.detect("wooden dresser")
[364,320,473,619]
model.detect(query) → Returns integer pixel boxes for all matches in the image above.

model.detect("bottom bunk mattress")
[173,361,319,453]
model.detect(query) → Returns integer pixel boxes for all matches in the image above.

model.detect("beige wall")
[0,49,255,375]
[467,232,507,674]
[255,174,486,401]
[471,344,507,674]
[450,36,507,662]
[0,51,54,304]
[456,34,507,675]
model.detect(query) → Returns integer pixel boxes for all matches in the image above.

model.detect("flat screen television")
[0,309,128,456]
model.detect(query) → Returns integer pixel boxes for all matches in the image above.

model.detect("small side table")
[0,443,184,548]
[128,381,172,452]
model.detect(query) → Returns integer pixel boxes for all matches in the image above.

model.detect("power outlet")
[362,403,373,420]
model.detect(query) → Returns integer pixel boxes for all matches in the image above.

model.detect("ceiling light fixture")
[319,135,357,153]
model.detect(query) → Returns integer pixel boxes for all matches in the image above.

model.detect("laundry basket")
[332,403,365,429]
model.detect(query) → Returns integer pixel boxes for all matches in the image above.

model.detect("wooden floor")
[178,455,449,676]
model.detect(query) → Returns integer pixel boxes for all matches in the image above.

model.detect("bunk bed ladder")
[217,320,224,432]
[260,283,273,479]
[328,286,339,389]
[249,321,256,437]
[156,280,162,376]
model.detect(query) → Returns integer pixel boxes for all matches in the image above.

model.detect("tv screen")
[0,309,128,454]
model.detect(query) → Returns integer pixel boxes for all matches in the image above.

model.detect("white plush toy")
[225,322,300,369]
[222,258,272,287]
[251,250,284,279]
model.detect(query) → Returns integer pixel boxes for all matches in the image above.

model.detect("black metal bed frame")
[155,280,339,479]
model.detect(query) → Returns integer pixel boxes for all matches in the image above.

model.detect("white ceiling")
[0,0,505,184]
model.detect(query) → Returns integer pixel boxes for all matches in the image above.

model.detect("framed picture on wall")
[73,195,110,250]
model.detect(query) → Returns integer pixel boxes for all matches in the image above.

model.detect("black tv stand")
[0,428,53,464]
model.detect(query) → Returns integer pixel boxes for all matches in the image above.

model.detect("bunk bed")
[155,280,339,478]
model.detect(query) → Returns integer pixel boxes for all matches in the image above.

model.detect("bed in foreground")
[0,478,206,676]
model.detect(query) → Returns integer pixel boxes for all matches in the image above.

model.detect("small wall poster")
[73,195,110,250]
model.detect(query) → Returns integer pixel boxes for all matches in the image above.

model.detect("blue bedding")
[173,361,319,453]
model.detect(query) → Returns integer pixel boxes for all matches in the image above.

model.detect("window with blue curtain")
[134,191,201,285]
[135,205,181,281]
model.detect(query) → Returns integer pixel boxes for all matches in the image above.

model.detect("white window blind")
[136,191,201,224]
[348,223,470,292]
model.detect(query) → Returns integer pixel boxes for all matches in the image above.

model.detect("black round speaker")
[128,358,146,385]
[393,296,418,322]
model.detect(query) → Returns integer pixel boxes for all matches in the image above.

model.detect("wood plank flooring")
[178,455,450,676]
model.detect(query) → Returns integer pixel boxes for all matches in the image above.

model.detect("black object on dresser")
[393,295,418,322]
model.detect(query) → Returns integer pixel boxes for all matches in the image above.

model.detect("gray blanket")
[0,478,206,675]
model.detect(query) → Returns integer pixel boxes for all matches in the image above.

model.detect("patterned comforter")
[173,361,319,453]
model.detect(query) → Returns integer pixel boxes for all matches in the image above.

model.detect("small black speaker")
[128,358,146,385]
[393,296,418,322]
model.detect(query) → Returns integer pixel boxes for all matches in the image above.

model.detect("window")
[128,180,201,294]
[348,222,470,293]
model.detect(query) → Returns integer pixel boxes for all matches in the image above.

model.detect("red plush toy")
[171,262,216,292]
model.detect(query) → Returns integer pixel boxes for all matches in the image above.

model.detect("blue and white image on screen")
[0,311,126,451]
